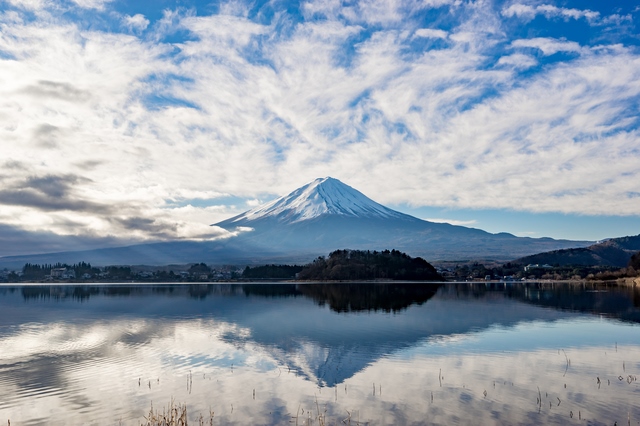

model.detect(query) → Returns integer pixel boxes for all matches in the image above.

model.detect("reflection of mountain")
[242,283,441,312]
[2,283,639,387]
[297,283,441,312]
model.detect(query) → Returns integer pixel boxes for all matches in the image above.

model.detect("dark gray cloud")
[21,80,91,102]
[50,216,90,229]
[33,123,59,137]
[2,160,28,171]
[0,174,114,214]
[112,216,178,238]
[73,160,105,171]
[32,123,61,148]
[25,174,87,198]
[0,189,113,213]
[0,172,213,250]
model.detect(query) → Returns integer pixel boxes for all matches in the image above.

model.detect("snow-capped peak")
[218,177,410,225]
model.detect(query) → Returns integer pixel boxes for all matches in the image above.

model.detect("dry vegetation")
[140,400,213,426]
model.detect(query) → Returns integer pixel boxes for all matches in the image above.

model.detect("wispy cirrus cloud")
[501,1,635,32]
[502,3,600,23]
[425,218,478,227]
[68,0,112,10]
[511,37,583,55]
[0,0,638,252]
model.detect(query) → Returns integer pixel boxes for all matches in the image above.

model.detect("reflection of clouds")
[0,289,639,425]
[2,317,639,425]
[0,317,262,425]
[357,345,640,425]
[0,322,123,362]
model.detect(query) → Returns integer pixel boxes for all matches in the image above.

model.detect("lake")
[0,282,639,425]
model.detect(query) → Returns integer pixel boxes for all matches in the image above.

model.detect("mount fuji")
[0,177,591,267]
[213,177,589,261]
[218,177,411,225]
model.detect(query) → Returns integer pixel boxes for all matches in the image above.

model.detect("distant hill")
[515,234,640,268]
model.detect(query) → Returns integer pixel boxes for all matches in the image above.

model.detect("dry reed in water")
[141,399,187,426]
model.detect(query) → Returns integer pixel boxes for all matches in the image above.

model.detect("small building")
[524,264,553,272]
[51,268,67,278]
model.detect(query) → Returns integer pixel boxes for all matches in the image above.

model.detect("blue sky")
[0,0,639,255]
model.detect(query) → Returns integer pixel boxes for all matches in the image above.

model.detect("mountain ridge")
[213,177,590,262]
[0,177,593,267]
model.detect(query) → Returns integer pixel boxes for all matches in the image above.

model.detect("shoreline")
[0,278,638,286]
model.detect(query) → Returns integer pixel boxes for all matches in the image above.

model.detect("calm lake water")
[0,282,639,425]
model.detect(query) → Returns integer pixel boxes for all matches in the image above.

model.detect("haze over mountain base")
[0,178,591,268]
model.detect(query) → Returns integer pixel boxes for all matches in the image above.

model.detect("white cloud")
[511,37,582,56]
[414,28,448,39]
[180,14,268,47]
[302,0,460,26]
[416,0,461,7]
[234,226,254,233]
[501,3,536,20]
[425,218,478,226]
[5,0,49,10]
[598,13,633,26]
[497,53,537,69]
[122,14,150,32]
[354,0,403,25]
[502,3,600,23]
[68,0,112,10]
[246,199,262,207]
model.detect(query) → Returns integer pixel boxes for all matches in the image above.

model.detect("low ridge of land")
[515,234,640,268]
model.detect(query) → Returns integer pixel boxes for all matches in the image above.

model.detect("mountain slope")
[0,239,284,269]
[217,177,414,226]
[515,234,640,267]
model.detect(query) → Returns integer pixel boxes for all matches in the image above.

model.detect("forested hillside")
[296,249,443,281]
[516,234,640,268]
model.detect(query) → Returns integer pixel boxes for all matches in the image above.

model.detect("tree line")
[20,262,100,280]
[1,262,237,282]
[242,264,304,279]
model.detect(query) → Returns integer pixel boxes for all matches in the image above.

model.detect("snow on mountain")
[217,177,412,226]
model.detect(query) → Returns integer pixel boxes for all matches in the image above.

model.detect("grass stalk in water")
[141,399,187,426]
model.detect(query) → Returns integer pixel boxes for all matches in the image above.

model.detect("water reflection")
[11,281,640,317]
[0,283,638,425]
[13,282,443,313]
